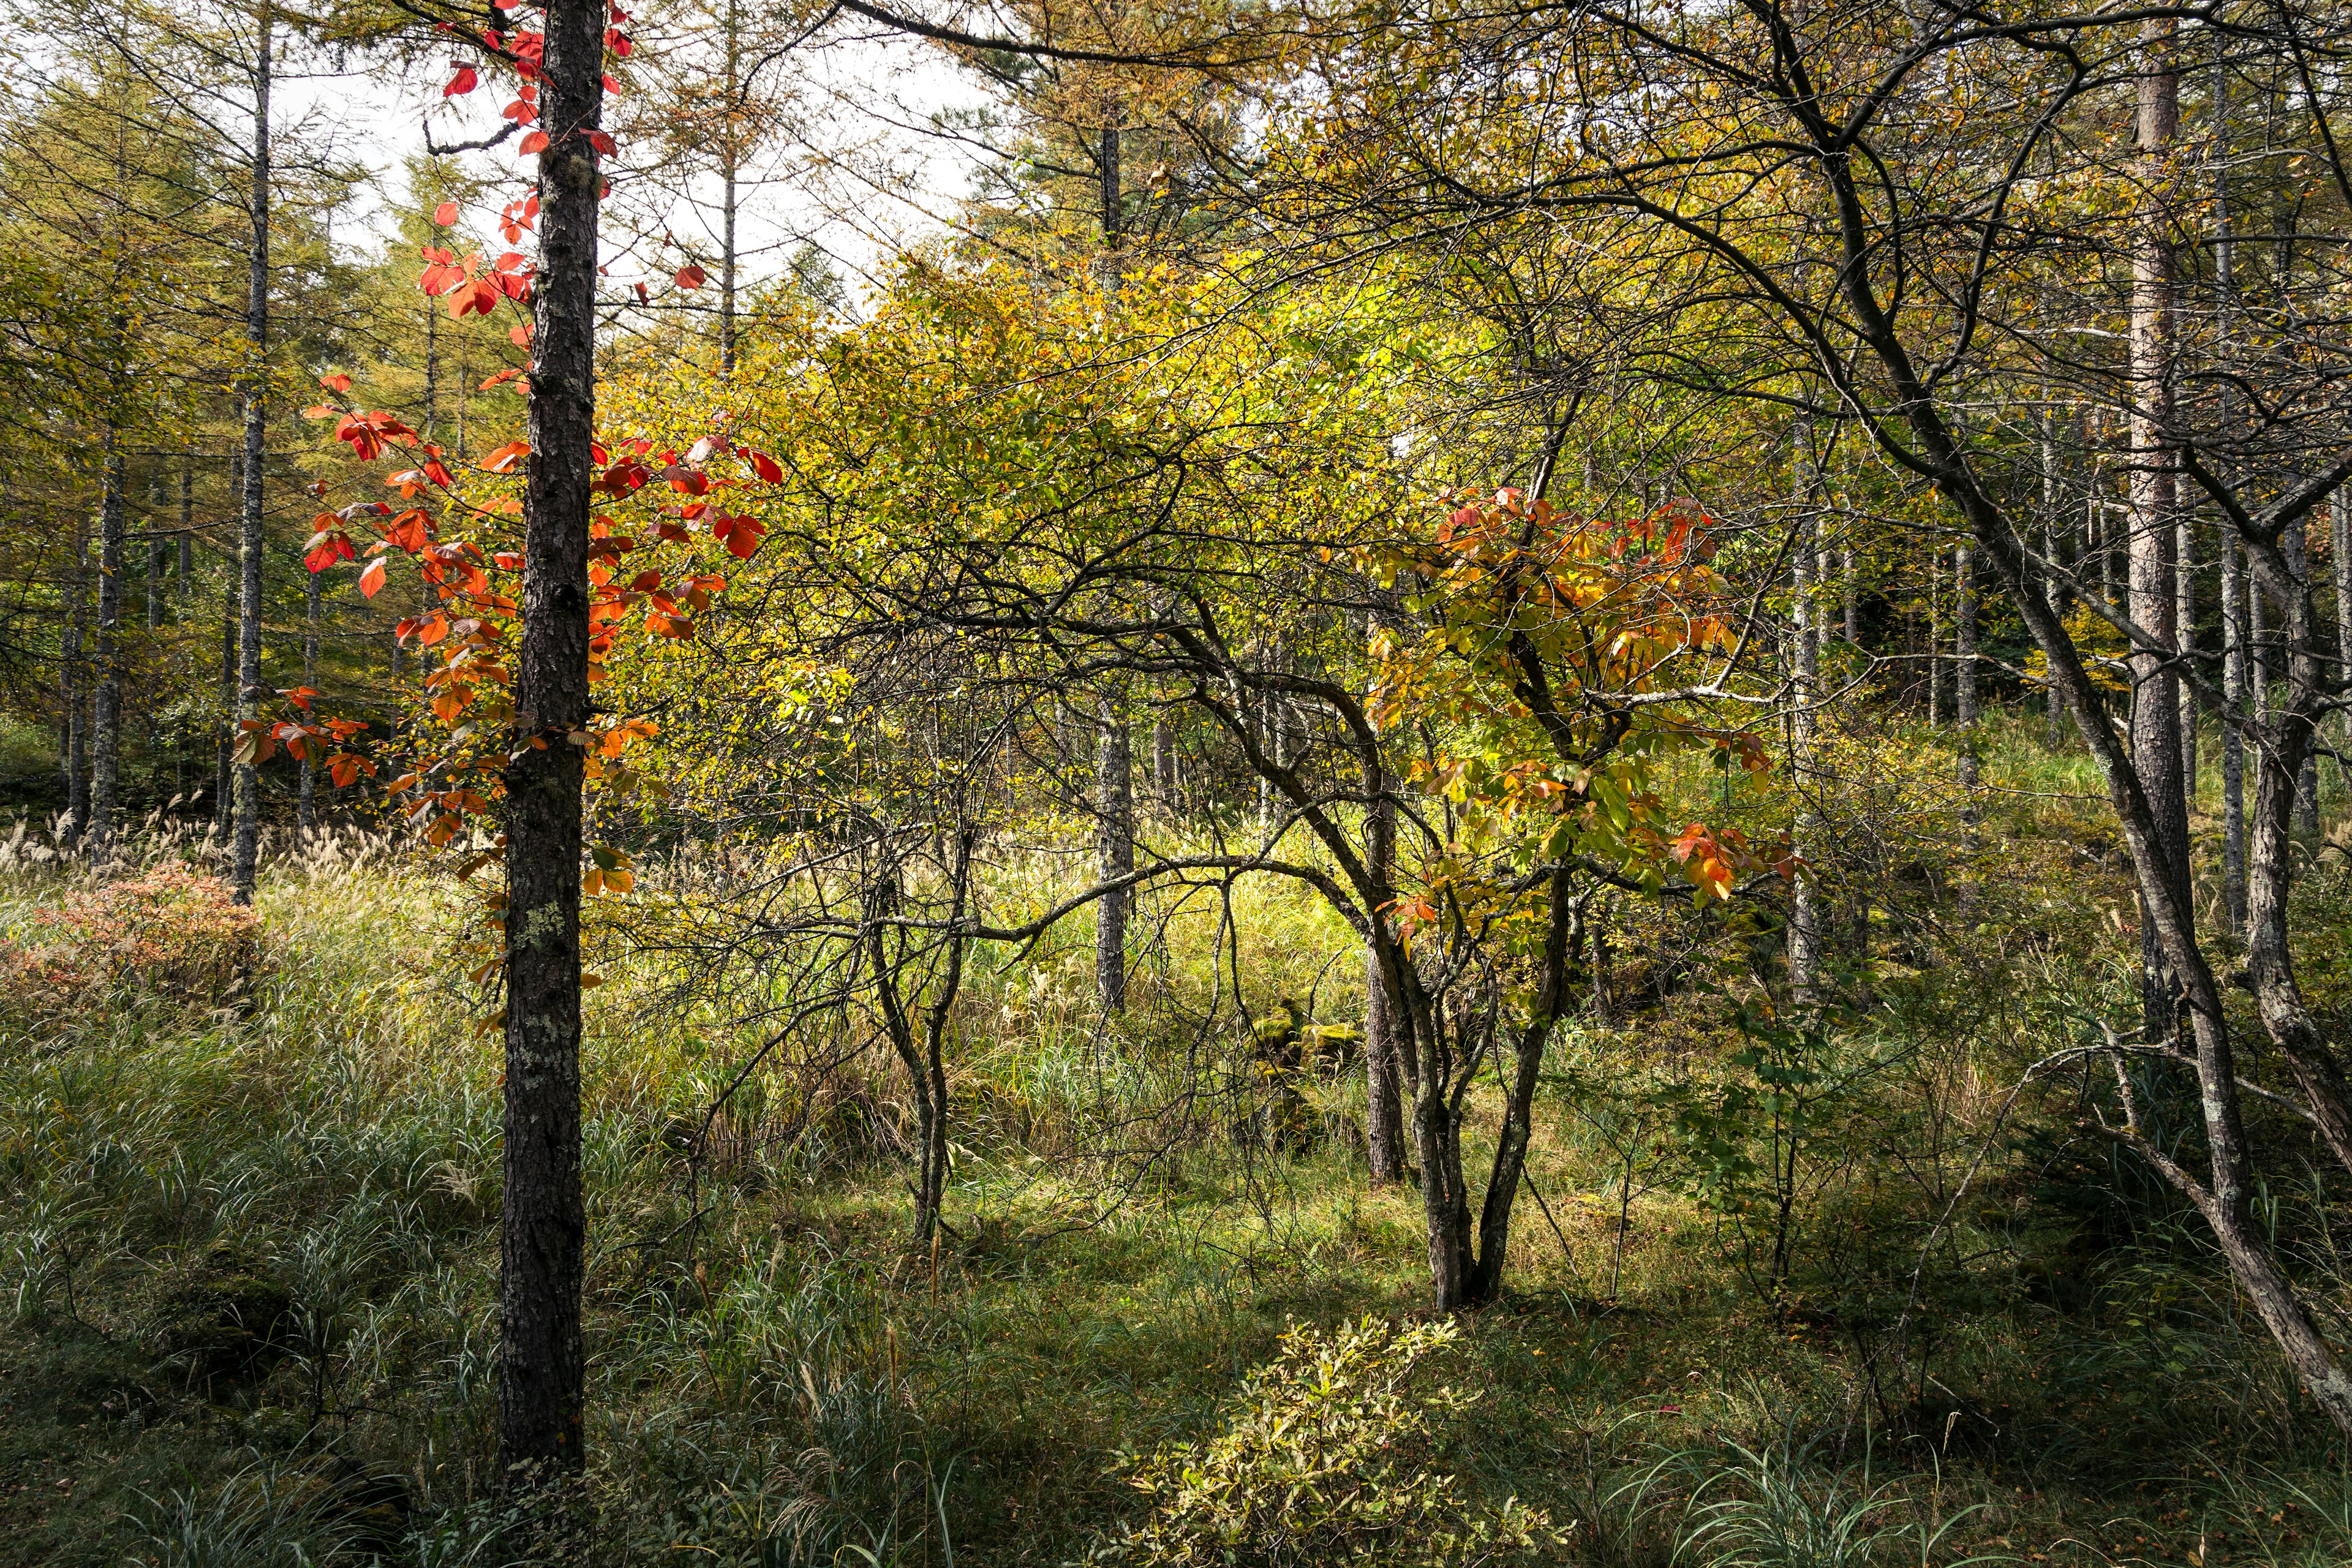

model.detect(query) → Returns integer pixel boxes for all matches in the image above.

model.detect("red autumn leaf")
[633,281,649,303]
[745,448,783,483]
[358,557,388,598]
[320,372,353,393]
[451,277,502,318]
[305,532,355,573]
[301,404,337,421]
[675,263,706,289]
[482,439,532,473]
[443,64,478,96]
[432,201,460,225]
[602,72,621,93]
[586,130,616,156]
[518,130,549,156]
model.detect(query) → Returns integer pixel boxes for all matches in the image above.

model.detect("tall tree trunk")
[64,517,89,847]
[1095,692,1131,1014]
[1926,545,1942,726]
[499,0,603,1482]
[2214,69,2247,931]
[1363,747,1404,1183]
[92,427,127,867]
[2042,402,2067,744]
[2127,19,2191,1042]
[298,560,319,831]
[718,0,739,375]
[215,509,236,845]
[2222,526,2250,931]
[2335,492,2351,798]
[1956,540,1978,835]
[2177,513,2198,796]
[232,8,272,905]
[178,449,193,603]
[2288,514,2321,833]
[1788,513,1821,1001]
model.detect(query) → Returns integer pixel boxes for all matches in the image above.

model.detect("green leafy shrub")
[1082,1316,1564,1567]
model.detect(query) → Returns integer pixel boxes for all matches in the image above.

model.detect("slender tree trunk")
[232,9,273,905]
[1926,545,1942,726]
[2178,512,2198,797]
[499,0,603,1482]
[64,518,89,847]
[1152,710,1174,810]
[298,561,319,830]
[92,427,127,867]
[1789,513,1821,1000]
[2043,402,2067,744]
[1465,869,1576,1303]
[2127,20,2192,1041]
[2214,76,2247,929]
[178,449,193,603]
[1363,741,1404,1182]
[2335,492,2351,798]
[1956,540,1979,839]
[719,0,739,374]
[2222,527,2250,931]
[2289,514,2321,833]
[1095,692,1131,1014]
[215,513,236,845]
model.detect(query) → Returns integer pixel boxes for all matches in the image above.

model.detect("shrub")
[1082,1316,1564,1567]
[1,867,259,1027]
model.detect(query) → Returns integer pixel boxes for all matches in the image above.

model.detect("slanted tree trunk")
[92,427,127,867]
[2127,20,2192,1042]
[231,8,272,905]
[498,0,604,1483]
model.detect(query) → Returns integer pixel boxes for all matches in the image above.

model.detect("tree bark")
[1788,513,1821,1000]
[2336,491,2351,797]
[92,428,126,867]
[498,0,603,1485]
[1095,693,1132,1014]
[2212,66,2248,933]
[231,7,272,905]
[1363,748,1404,1183]
[64,518,89,848]
[1956,540,1978,815]
[2127,20,2191,1041]
[215,521,236,845]
[298,558,319,831]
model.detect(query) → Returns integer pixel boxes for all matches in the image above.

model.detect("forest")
[4,0,2352,1560]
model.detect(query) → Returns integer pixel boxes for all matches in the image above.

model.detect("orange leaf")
[359,557,388,598]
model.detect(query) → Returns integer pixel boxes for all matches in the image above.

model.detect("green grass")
[2,785,2352,1566]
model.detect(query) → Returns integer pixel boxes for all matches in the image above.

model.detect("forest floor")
[4,748,2352,1566]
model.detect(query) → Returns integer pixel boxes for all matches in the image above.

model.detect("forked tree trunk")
[498,0,603,1483]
